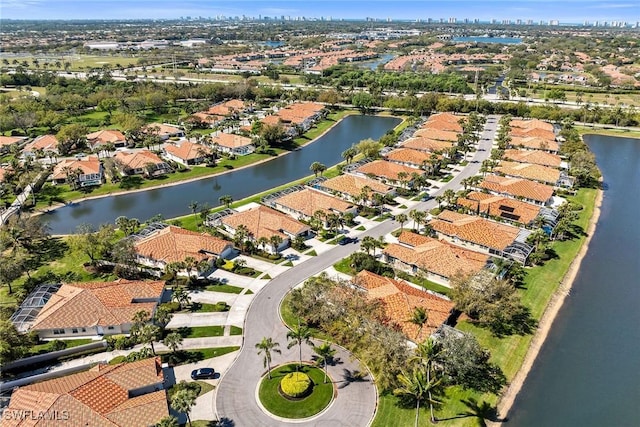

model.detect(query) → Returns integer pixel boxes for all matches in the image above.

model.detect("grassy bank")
[578,126,640,139]
[371,188,598,426]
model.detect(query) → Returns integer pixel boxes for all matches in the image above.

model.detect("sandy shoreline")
[496,187,604,423]
[33,112,359,217]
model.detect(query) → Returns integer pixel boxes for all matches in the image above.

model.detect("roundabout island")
[258,363,335,420]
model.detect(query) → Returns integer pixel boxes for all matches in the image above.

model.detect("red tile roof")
[114,150,165,170]
[274,188,354,217]
[429,210,521,251]
[413,128,459,142]
[321,174,392,198]
[51,156,101,180]
[356,160,420,182]
[401,137,454,153]
[6,358,167,427]
[385,148,434,167]
[24,134,59,152]
[164,141,210,161]
[495,161,560,184]
[86,130,126,145]
[353,270,454,342]
[384,231,489,279]
[457,192,542,225]
[503,149,562,168]
[479,174,554,203]
[222,205,310,240]
[134,225,232,264]
[211,133,253,149]
[31,280,164,331]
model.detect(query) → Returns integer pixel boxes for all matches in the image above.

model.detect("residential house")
[400,137,454,155]
[384,148,438,169]
[51,156,103,187]
[494,161,561,186]
[383,231,489,283]
[355,160,422,187]
[0,136,26,154]
[211,133,255,156]
[510,119,554,132]
[189,112,225,128]
[114,150,171,176]
[421,112,464,132]
[134,226,234,272]
[503,149,563,168]
[270,187,357,221]
[163,141,211,166]
[479,174,555,206]
[219,205,312,253]
[413,128,459,142]
[30,279,165,338]
[429,210,532,262]
[509,136,560,153]
[22,134,59,158]
[206,99,247,117]
[457,192,543,226]
[315,174,394,202]
[86,130,127,151]
[352,270,455,342]
[260,102,326,136]
[142,123,185,140]
[4,357,169,427]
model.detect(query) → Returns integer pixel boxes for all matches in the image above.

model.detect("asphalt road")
[214,116,498,426]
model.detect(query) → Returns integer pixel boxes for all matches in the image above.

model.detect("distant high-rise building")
[502,19,511,25]
[491,19,498,24]
[516,19,522,25]
[449,17,457,24]
[539,20,546,25]
[527,19,534,25]
[550,20,559,26]
[474,18,480,24]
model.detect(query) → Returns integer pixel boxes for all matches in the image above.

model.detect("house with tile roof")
[510,119,554,132]
[479,174,555,206]
[188,112,225,128]
[22,134,60,157]
[210,133,255,156]
[509,136,559,153]
[457,192,543,226]
[355,160,423,188]
[503,149,563,168]
[0,136,26,154]
[29,280,165,338]
[421,112,464,133]
[113,150,171,177]
[383,231,489,284]
[219,205,311,253]
[495,161,562,186]
[142,123,185,140]
[315,174,394,202]
[429,210,532,263]
[86,130,127,151]
[206,99,247,117]
[134,226,234,271]
[352,270,455,342]
[4,357,168,427]
[400,137,454,155]
[51,156,103,188]
[270,187,357,221]
[413,128,459,142]
[384,148,438,169]
[163,141,211,166]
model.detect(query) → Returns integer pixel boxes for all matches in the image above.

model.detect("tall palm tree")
[360,236,377,255]
[255,337,281,379]
[408,306,429,341]
[310,161,327,177]
[163,332,183,354]
[188,201,199,216]
[394,368,442,426]
[269,234,283,253]
[395,213,408,231]
[171,389,197,427]
[286,323,313,370]
[219,194,233,208]
[313,342,336,384]
[341,146,357,164]
[137,323,161,355]
[172,286,191,310]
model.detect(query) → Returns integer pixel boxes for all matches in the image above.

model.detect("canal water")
[508,134,640,426]
[43,115,400,234]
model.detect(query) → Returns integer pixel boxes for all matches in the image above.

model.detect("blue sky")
[1,0,639,22]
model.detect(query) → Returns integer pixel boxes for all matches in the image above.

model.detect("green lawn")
[230,326,243,336]
[205,283,245,294]
[578,127,640,139]
[165,326,225,339]
[28,338,95,356]
[280,293,332,342]
[258,364,334,419]
[371,188,599,426]
[190,302,229,313]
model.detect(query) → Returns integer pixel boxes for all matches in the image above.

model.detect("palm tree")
[443,189,456,206]
[342,146,357,164]
[269,234,283,253]
[286,323,313,370]
[172,286,191,310]
[219,194,233,208]
[408,306,429,341]
[310,161,327,177]
[395,213,408,231]
[163,332,183,354]
[156,416,179,427]
[313,342,336,384]
[460,398,501,427]
[409,209,427,232]
[137,323,161,355]
[394,368,442,426]
[171,389,197,427]
[188,201,199,216]
[256,337,281,379]
[360,236,377,255]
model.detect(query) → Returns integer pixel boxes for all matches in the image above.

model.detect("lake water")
[452,37,522,44]
[508,134,640,426]
[43,115,400,234]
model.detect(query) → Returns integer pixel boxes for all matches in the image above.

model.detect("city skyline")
[2,0,640,23]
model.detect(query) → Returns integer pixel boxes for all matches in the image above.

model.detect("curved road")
[214,116,499,426]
